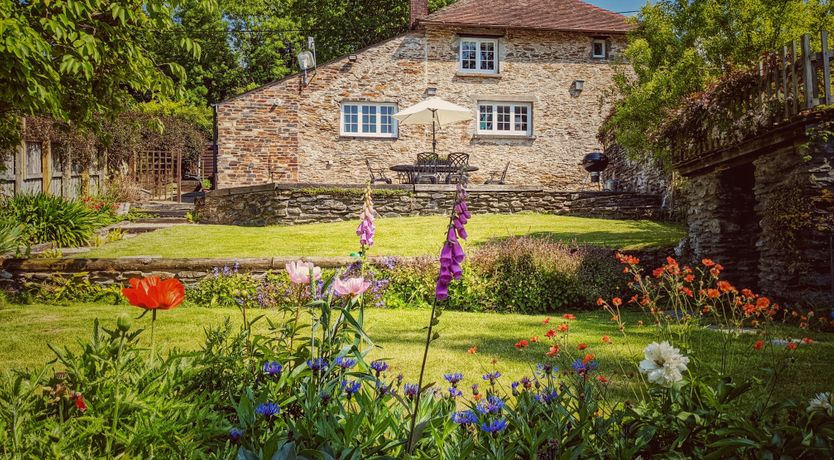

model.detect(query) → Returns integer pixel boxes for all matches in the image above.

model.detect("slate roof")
[420,0,632,34]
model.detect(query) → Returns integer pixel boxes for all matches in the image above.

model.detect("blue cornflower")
[443,372,464,386]
[511,381,520,396]
[448,387,463,398]
[520,376,533,388]
[480,418,508,433]
[534,388,559,405]
[536,363,556,377]
[471,383,480,396]
[341,380,361,399]
[334,356,357,370]
[370,360,389,376]
[376,381,395,397]
[476,395,505,414]
[255,402,281,418]
[572,358,599,375]
[229,427,243,442]
[404,383,420,399]
[482,371,501,385]
[319,391,332,405]
[451,410,478,425]
[307,358,329,373]
[262,361,283,378]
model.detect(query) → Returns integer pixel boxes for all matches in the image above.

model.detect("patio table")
[389,164,478,184]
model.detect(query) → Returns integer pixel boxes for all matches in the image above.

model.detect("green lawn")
[82,214,684,258]
[1,302,830,403]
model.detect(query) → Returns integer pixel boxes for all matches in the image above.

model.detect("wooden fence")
[670,31,834,173]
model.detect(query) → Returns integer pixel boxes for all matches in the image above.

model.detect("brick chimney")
[409,0,428,29]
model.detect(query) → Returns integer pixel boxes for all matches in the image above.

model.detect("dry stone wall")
[216,27,629,189]
[195,183,663,226]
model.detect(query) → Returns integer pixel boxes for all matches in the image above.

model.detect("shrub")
[0,222,25,256]
[0,193,107,247]
[383,237,626,313]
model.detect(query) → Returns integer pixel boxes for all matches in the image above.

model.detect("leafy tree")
[0,0,206,150]
[606,0,834,165]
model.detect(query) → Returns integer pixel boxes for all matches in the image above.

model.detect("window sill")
[338,135,398,140]
[473,134,536,141]
[455,72,501,79]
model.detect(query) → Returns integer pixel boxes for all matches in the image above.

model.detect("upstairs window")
[592,39,607,59]
[459,38,498,74]
[477,102,532,136]
[340,102,398,138]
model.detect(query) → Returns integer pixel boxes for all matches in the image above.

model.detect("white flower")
[639,341,690,387]
[807,392,834,415]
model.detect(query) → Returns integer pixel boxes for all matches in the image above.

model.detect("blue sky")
[586,0,650,15]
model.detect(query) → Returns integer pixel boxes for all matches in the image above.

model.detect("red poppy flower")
[543,317,550,324]
[754,340,764,351]
[563,313,576,321]
[72,392,87,412]
[546,344,560,357]
[545,329,556,338]
[122,277,185,310]
[601,335,611,344]
[582,353,595,365]
[467,346,477,354]
[514,339,529,349]
[557,324,569,333]
[801,337,813,345]
[596,375,609,384]
[786,342,797,351]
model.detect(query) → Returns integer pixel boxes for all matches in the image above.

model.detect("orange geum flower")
[802,337,813,345]
[786,342,798,351]
[530,336,539,343]
[577,343,588,351]
[754,340,764,351]
[596,297,605,306]
[702,258,715,267]
[684,274,695,283]
[756,297,771,309]
[707,289,720,299]
[582,353,596,365]
[467,346,477,354]
[557,324,569,333]
[612,297,622,306]
[545,329,556,338]
[717,280,734,293]
[601,335,611,344]
[514,339,529,349]
[596,375,609,384]
[563,313,576,321]
[543,317,551,324]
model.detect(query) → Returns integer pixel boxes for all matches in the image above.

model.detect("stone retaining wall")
[0,248,673,292]
[196,183,664,226]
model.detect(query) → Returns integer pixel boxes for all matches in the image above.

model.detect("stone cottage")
[214,0,632,189]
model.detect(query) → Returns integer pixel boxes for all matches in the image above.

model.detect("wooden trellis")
[131,150,182,201]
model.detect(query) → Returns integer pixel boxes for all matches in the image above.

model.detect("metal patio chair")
[414,152,439,184]
[484,161,510,185]
[365,159,393,184]
[445,152,470,184]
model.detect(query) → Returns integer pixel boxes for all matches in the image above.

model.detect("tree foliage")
[0,0,208,150]
[605,0,834,165]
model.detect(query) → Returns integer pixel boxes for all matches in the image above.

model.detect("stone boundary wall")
[196,183,664,226]
[0,249,673,291]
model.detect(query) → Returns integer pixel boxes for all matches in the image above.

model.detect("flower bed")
[1,184,832,457]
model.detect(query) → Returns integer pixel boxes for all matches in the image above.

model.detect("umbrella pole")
[431,109,437,154]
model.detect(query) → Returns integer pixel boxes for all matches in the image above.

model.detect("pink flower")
[285,261,322,285]
[333,277,371,297]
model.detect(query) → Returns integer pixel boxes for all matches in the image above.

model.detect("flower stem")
[408,296,437,452]
[150,309,156,365]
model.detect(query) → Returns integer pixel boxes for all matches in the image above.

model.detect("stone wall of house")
[683,137,834,306]
[216,27,630,189]
[195,183,663,226]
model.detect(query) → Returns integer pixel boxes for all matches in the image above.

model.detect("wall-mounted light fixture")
[298,50,316,86]
[570,79,585,97]
[425,87,437,97]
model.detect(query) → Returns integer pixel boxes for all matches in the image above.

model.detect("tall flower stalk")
[356,184,375,258]
[408,183,470,451]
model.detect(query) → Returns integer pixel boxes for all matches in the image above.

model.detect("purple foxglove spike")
[450,240,466,264]
[435,281,449,300]
[451,262,463,280]
[447,227,458,243]
[440,242,453,264]
[458,226,468,240]
[453,219,467,240]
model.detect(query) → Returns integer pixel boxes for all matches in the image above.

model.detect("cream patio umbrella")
[393,97,473,154]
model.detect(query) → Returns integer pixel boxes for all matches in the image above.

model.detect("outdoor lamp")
[297,51,316,71]
[571,80,585,96]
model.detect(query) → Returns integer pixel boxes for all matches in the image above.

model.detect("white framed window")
[340,102,398,138]
[459,38,498,74]
[592,39,607,59]
[477,102,532,136]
